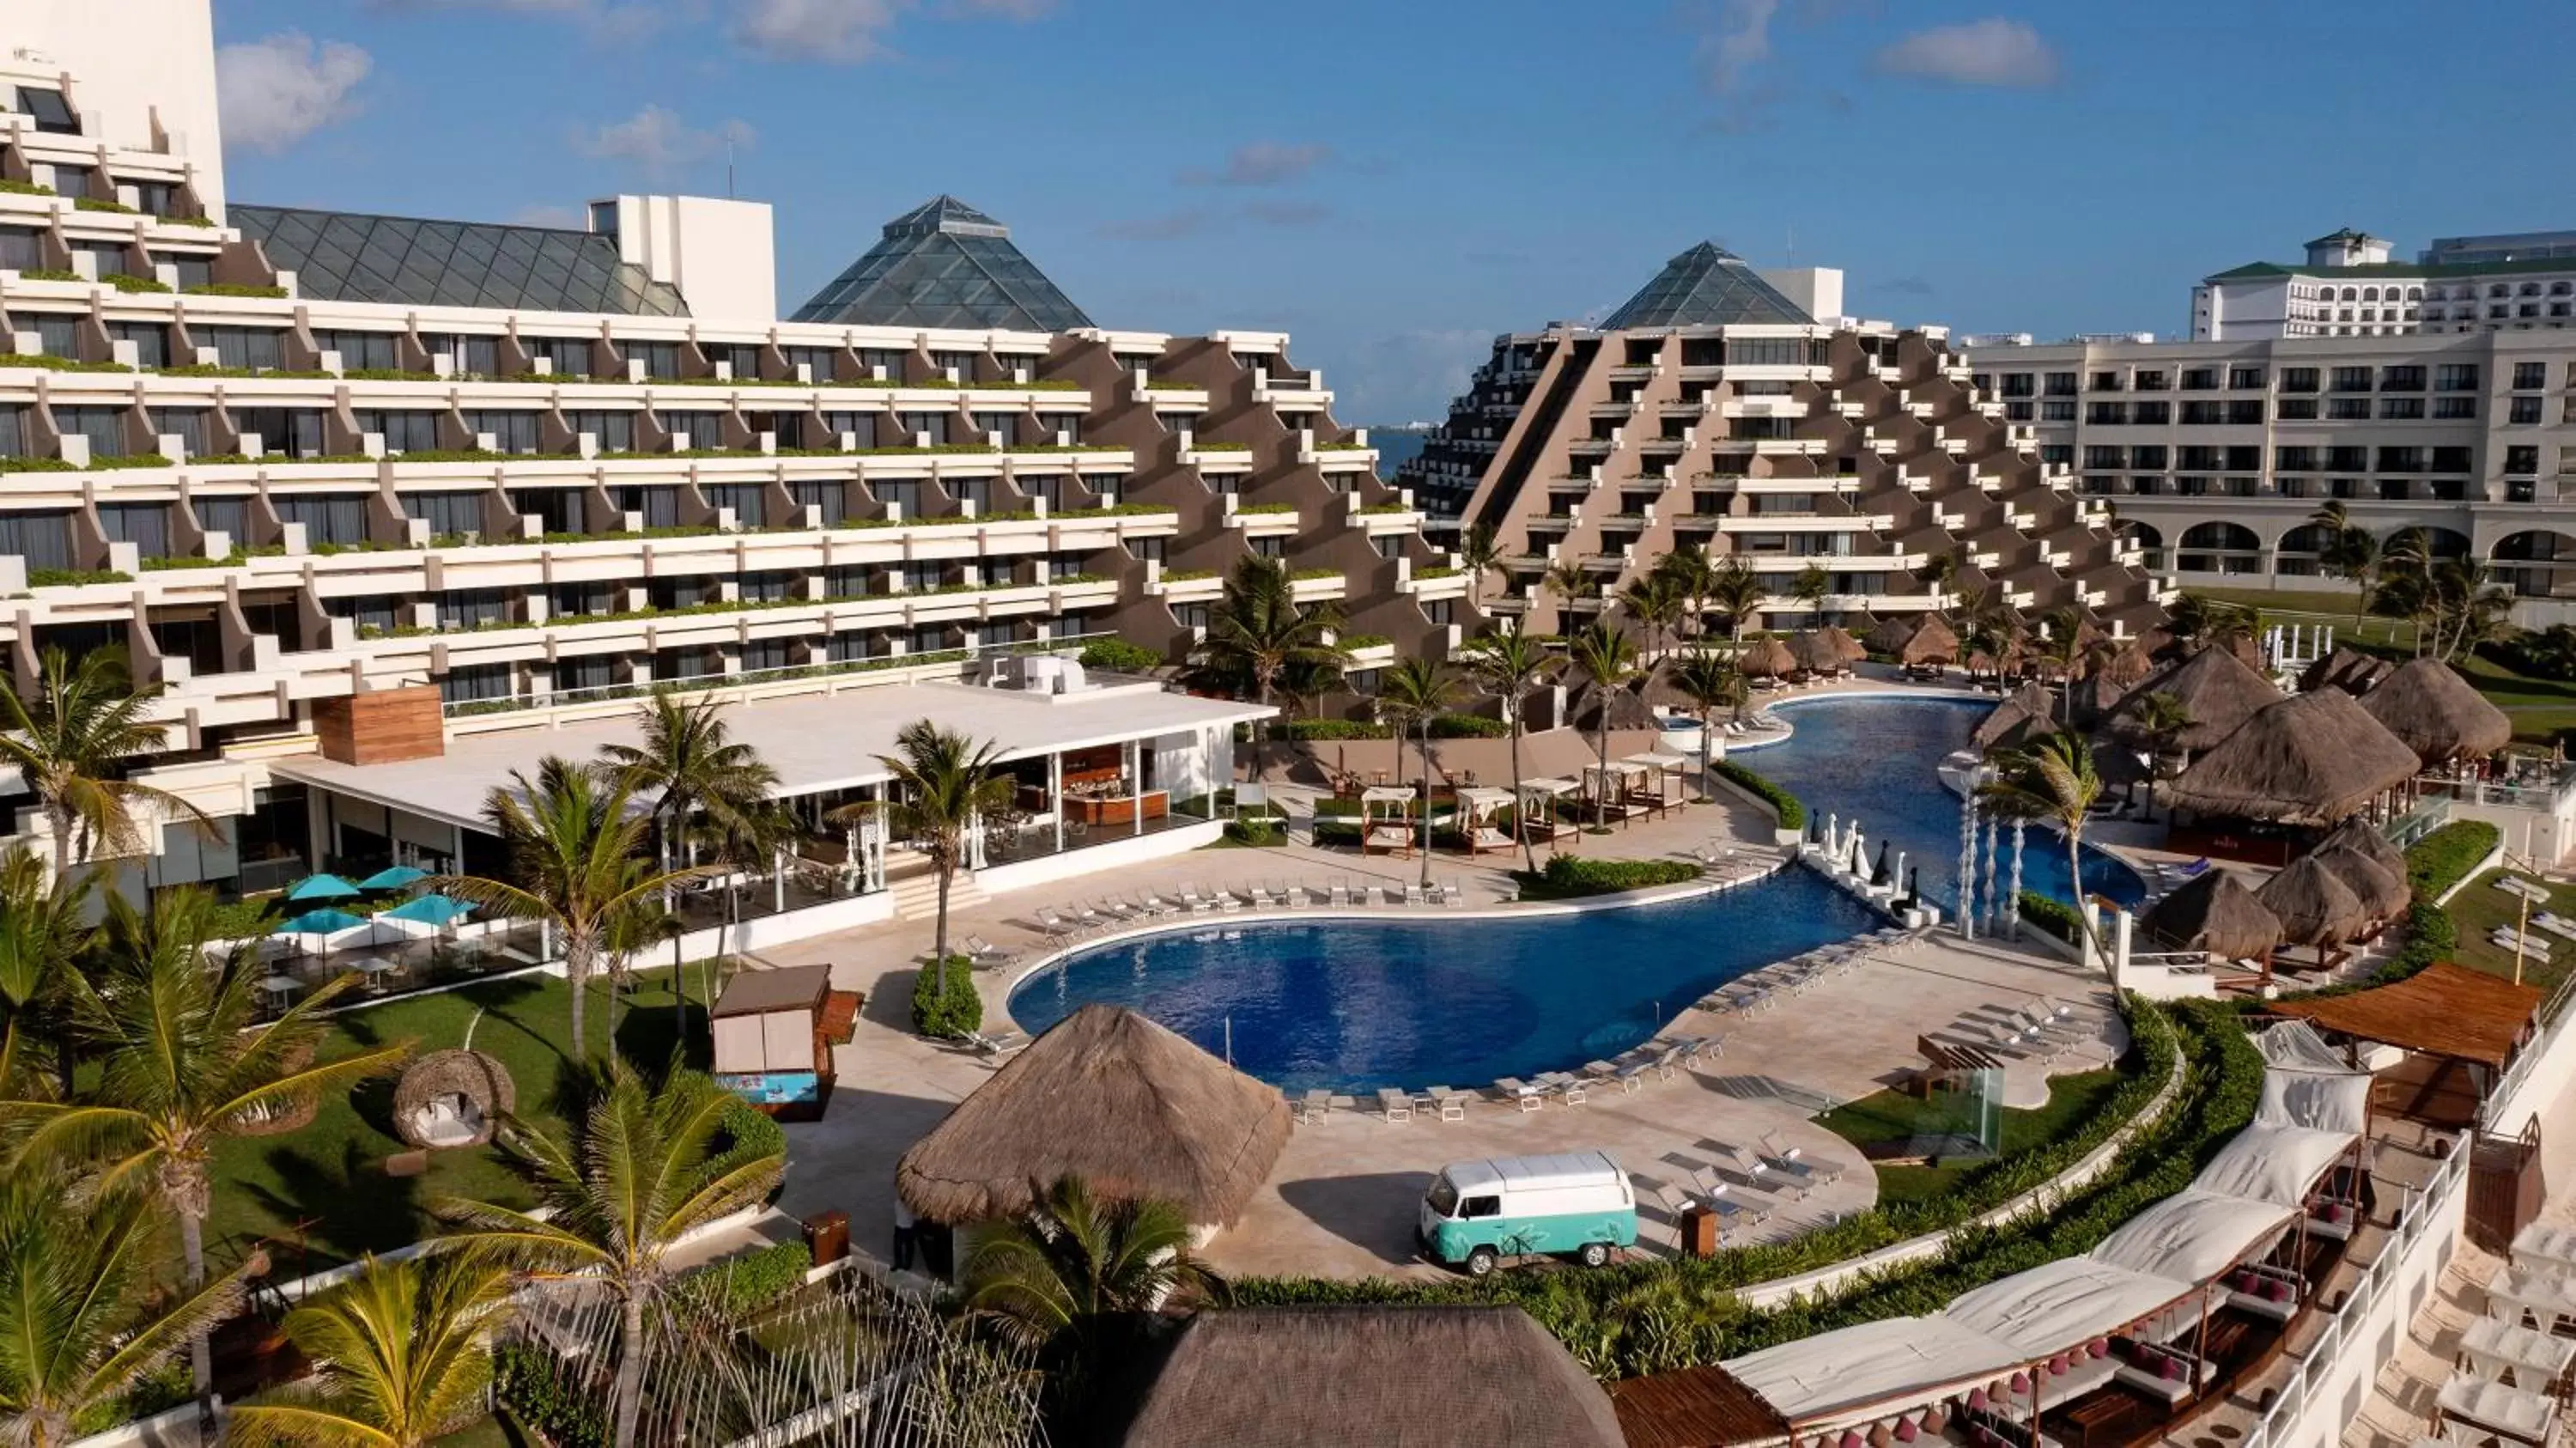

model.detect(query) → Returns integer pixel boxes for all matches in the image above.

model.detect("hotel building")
[2192,228,2576,342]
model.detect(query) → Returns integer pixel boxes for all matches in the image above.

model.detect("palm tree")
[1652,545,1719,641]
[0,1168,247,1448]
[1978,731,2106,965]
[2128,690,2193,818]
[7,888,409,1401]
[1702,556,1766,642]
[2035,605,2093,720]
[1540,557,1596,626]
[0,847,93,1094]
[435,757,711,1057]
[0,647,207,882]
[1669,648,1746,803]
[1566,621,1637,830]
[690,794,803,1008]
[228,1251,515,1448]
[1617,573,1685,660]
[2423,558,2512,662]
[1791,563,1833,624]
[440,1061,787,1448]
[2309,502,2379,629]
[1461,625,1559,873]
[1182,556,1348,746]
[856,721,1014,970]
[963,1176,1223,1400]
[1455,520,1501,610]
[598,691,784,886]
[1375,657,1456,889]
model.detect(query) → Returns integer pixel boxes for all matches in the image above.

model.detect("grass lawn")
[2442,867,2574,995]
[1815,1064,2129,1208]
[434,1415,537,1448]
[204,962,726,1276]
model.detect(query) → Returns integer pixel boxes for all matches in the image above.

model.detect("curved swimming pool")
[1006,693,2143,1093]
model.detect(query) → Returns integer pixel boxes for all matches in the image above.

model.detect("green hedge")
[1274,718,1393,740]
[671,1239,813,1318]
[2406,820,2500,901]
[910,954,982,1038]
[1529,856,1702,897]
[1428,713,1509,739]
[494,1342,608,1448]
[1078,636,1165,672]
[1224,818,1286,846]
[707,1093,787,1190]
[1710,759,1807,830]
[2017,891,2081,946]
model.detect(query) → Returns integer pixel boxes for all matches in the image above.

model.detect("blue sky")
[210,0,2576,423]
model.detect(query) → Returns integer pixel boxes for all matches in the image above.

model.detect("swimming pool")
[1007,870,1880,1094]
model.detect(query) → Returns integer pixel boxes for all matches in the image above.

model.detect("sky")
[208,0,2576,425]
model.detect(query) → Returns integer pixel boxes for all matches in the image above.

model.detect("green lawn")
[434,1414,537,1448]
[2443,867,2575,994]
[204,964,724,1276]
[1816,1064,2128,1208]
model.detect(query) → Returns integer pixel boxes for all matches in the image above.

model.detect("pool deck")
[756,691,2135,1281]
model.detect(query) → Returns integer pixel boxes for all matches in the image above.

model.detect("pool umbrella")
[359,864,430,891]
[380,893,470,926]
[285,873,361,903]
[274,908,367,936]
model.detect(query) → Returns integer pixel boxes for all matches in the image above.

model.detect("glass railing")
[441,630,1113,719]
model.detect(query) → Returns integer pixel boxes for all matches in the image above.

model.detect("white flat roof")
[272,680,1273,832]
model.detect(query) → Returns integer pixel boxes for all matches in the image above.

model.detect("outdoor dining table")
[2458,1315,2576,1393]
[350,955,402,992]
[2514,1223,2576,1277]
[2487,1266,2576,1338]
[2436,1371,2561,1448]
[258,975,303,1013]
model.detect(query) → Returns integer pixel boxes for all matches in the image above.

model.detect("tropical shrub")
[1224,818,1285,846]
[2017,891,2082,946]
[1273,718,1393,741]
[1710,759,1807,830]
[1427,713,1509,739]
[910,954,983,1038]
[1532,856,1703,896]
[671,1239,813,1317]
[1078,636,1164,672]
[2406,820,2500,900]
[708,1095,787,1183]
[494,1342,609,1448]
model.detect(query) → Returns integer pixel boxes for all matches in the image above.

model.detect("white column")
[1050,751,1065,854]
[772,846,787,913]
[2007,820,2026,939]
[1127,738,1143,837]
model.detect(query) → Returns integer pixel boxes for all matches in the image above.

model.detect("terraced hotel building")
[0,3,1462,908]
[1400,244,2168,638]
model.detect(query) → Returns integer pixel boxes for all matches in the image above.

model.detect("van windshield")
[1425,1175,1460,1217]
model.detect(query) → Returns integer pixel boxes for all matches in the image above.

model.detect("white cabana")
[2252,1019,2354,1074]
[1518,776,1580,843]
[1454,786,1516,855]
[2254,1067,2373,1135]
[2090,1190,2300,1284]
[1941,1258,2200,1359]
[1359,786,1418,857]
[2195,1123,2358,1206]
[1721,1317,2024,1430]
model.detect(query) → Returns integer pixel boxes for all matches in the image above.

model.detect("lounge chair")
[1376,1086,1414,1123]
[1135,891,1179,917]
[962,935,1020,969]
[1296,1088,1331,1124]
[1210,885,1244,912]
[1070,903,1107,932]
[1034,907,1078,940]
[1096,897,1138,922]
[2533,911,2576,944]
[1443,879,1467,907]
[1177,885,1210,915]
[1493,1077,1545,1112]
[1248,883,1277,909]
[1420,1085,1467,1121]
[1758,1132,1844,1188]
[1538,1070,1588,1104]
[967,1030,1028,1057]
[1402,884,1428,906]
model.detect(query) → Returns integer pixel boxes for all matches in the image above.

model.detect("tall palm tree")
[2422,558,2511,662]
[2309,501,2379,630]
[1540,557,1596,628]
[1182,556,1348,746]
[0,647,207,882]
[228,1251,515,1448]
[2128,691,2193,817]
[1702,556,1767,642]
[1461,625,1559,873]
[2035,605,2093,720]
[855,721,1014,970]
[435,757,710,1057]
[1791,563,1833,624]
[1566,621,1637,830]
[0,847,93,1094]
[0,1168,247,1448]
[598,691,784,884]
[1616,573,1685,660]
[1651,545,1719,641]
[440,1062,786,1448]
[1374,657,1456,889]
[963,1176,1223,1400]
[1978,730,2106,965]
[1669,648,1746,803]
[1455,520,1501,610]
[6,888,409,1401]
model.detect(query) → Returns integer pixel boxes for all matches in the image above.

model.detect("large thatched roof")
[2160,690,2421,825]
[1785,630,1842,672]
[2300,646,2392,697]
[2255,853,2373,947]
[1112,1307,1625,1448]
[1864,616,1917,657]
[1821,624,1868,663]
[2318,815,2409,879]
[2311,843,2410,920]
[1902,614,1960,666]
[2099,639,2158,688]
[2359,657,2513,764]
[1972,682,2058,751]
[2102,646,2283,754]
[1574,678,1656,733]
[2141,868,2281,959]
[2068,672,2131,731]
[1738,636,1795,678]
[896,1005,1291,1226]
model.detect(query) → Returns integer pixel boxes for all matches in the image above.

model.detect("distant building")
[2193,227,2576,342]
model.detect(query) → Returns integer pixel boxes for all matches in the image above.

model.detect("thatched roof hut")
[2102,646,2283,754]
[1864,616,1917,657]
[2318,815,2408,879]
[2090,737,2152,790]
[2300,646,2391,697]
[1821,624,1868,663]
[1573,678,1656,733]
[1901,614,1960,666]
[2141,869,2282,959]
[392,1049,517,1149]
[2068,672,2130,730]
[1738,636,1795,678]
[1971,682,2057,751]
[896,1005,1291,1227]
[2312,843,2410,920]
[2160,690,2421,824]
[2359,657,2512,764]
[1109,1306,1625,1448]
[2256,853,2373,947]
[1785,630,1842,673]
[2099,639,2159,688]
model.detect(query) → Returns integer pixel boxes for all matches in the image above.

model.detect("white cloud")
[1697,0,1780,94]
[572,105,756,179]
[1337,328,1498,426]
[216,32,373,153]
[1872,17,2061,88]
[1178,141,1332,188]
[726,0,913,60]
[370,0,665,44]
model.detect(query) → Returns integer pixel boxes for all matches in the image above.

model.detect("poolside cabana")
[392,1048,516,1149]
[1822,624,1868,665]
[2310,843,2409,922]
[1786,630,1844,678]
[2139,868,2281,966]
[1865,615,1920,659]
[1738,636,1796,681]
[2299,646,2391,697]
[2160,690,2422,826]
[1901,614,1961,673]
[1454,787,1517,855]
[895,1004,1291,1238]
[1972,682,2058,752]
[2255,853,2374,977]
[1358,785,1418,856]
[2358,657,2514,766]
[2101,646,2284,756]
[1519,777,1581,844]
[1583,757,1654,826]
[1621,751,1692,815]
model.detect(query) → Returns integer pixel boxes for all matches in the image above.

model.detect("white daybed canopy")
[1623,751,1693,770]
[1721,1317,2023,1429]
[2195,1123,2358,1206]
[2255,1067,2373,1135]
[1360,786,1414,806]
[2089,1190,2299,1283]
[2253,1019,2353,1074]
[1455,787,1515,815]
[1941,1257,2199,1359]
[1520,776,1580,798]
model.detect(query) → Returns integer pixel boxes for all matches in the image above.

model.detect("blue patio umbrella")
[273,907,367,935]
[380,893,469,926]
[285,873,361,903]
[358,865,430,891]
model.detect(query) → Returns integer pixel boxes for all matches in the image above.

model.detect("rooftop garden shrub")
[0,179,54,197]
[101,272,170,293]
[181,280,288,297]
[0,351,131,373]
[74,197,137,214]
[1079,637,1164,672]
[1710,758,1807,830]
[1273,718,1390,741]
[11,268,81,283]
[27,567,133,587]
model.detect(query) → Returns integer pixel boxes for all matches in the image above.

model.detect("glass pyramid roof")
[792,195,1091,332]
[1601,242,1812,330]
[231,205,689,315]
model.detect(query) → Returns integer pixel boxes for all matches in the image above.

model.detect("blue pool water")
[1745,696,2146,917]
[1008,870,1880,1093]
[1006,693,2145,1093]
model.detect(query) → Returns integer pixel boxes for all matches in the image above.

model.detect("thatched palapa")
[1863,615,1917,658]
[1786,630,1842,673]
[1738,636,1795,678]
[2318,815,2409,879]
[2255,853,2373,947]
[1111,1306,1625,1448]
[896,1004,1290,1226]
[2160,689,2421,824]
[2068,672,2130,730]
[1971,682,2057,752]
[1901,614,1960,666]
[2099,638,2158,688]
[2103,646,2283,754]
[2310,843,2410,920]
[392,1048,517,1149]
[2299,646,2391,697]
[2359,657,2513,764]
[2140,868,2281,960]
[1822,624,1868,663]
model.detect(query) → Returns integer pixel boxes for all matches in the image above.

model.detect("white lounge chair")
[1248,883,1277,909]
[1296,1088,1332,1124]
[1758,1131,1844,1188]
[967,1030,1027,1057]
[1327,879,1352,907]
[1538,1070,1588,1104]
[1376,1087,1413,1123]
[1494,1078,1544,1112]
[1034,907,1078,940]
[1421,1086,1467,1121]
[962,935,1020,969]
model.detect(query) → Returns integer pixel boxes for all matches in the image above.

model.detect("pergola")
[1358,785,1417,856]
[1454,786,1517,855]
[1519,776,1581,843]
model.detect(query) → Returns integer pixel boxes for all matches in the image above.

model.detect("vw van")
[1418,1151,1637,1276]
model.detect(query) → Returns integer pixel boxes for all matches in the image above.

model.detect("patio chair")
[1493,1077,1545,1113]
[1758,1131,1844,1188]
[1420,1086,1467,1122]
[1295,1088,1332,1124]
[1402,883,1428,907]
[1376,1086,1414,1123]
[962,935,1020,969]
[1538,1070,1589,1104]
[1034,907,1077,940]
[1248,883,1277,909]
[1133,891,1178,917]
[1211,885,1244,912]
[967,1030,1028,1057]
[1702,1143,1805,1202]
[1281,880,1309,908]
[1443,878,1468,907]
[1327,878,1352,907]
[1096,897,1138,923]
[1178,885,1211,915]
[1070,903,1107,932]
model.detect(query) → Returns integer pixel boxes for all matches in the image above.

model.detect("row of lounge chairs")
[1697,927,1922,1015]
[1646,1132,1850,1237]
[1035,879,1474,943]
[1932,997,2104,1064]
[1291,1037,1724,1125]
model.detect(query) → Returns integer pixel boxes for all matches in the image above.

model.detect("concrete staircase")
[886,864,987,923]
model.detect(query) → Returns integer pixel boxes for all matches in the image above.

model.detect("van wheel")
[1465,1246,1499,1278]
[1577,1241,1612,1269]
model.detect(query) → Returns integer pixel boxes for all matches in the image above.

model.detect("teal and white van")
[1418,1151,1637,1276]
